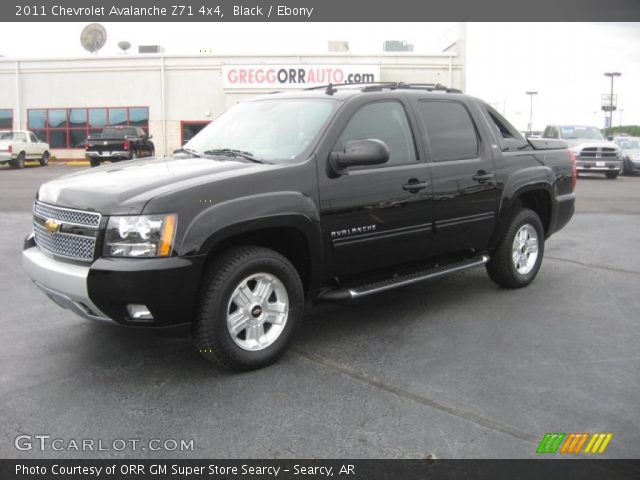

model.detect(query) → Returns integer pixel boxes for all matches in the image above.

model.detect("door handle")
[402,179,429,192]
[472,171,494,183]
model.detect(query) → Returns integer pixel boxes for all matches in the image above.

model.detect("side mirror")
[329,139,390,175]
[148,135,153,139]
[607,136,614,141]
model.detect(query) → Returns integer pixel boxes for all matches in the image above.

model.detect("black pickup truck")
[85,126,155,167]
[23,83,576,371]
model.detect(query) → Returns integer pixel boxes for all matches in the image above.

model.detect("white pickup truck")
[0,130,50,168]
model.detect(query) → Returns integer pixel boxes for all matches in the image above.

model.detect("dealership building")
[0,49,465,159]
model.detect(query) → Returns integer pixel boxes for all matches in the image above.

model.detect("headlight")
[571,146,582,155]
[104,214,177,257]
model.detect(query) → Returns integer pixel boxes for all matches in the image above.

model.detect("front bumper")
[23,244,113,323]
[624,158,640,173]
[23,236,206,327]
[576,158,622,172]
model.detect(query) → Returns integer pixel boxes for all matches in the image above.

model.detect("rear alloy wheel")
[487,208,545,288]
[194,246,303,371]
[10,152,25,169]
[605,171,619,179]
[39,151,50,166]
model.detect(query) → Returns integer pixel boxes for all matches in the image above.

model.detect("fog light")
[127,304,154,321]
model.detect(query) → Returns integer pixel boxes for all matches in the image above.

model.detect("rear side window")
[335,101,417,165]
[419,101,478,162]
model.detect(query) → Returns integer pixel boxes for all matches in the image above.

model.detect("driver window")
[334,101,417,165]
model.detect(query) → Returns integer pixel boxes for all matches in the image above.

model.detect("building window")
[27,107,149,149]
[0,109,13,130]
[181,121,211,145]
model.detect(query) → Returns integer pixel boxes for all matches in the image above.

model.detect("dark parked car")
[24,83,576,371]
[614,136,640,175]
[85,126,154,167]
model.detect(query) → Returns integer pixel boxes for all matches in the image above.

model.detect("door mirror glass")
[329,138,390,175]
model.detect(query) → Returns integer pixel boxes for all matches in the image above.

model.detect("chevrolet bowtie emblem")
[44,218,61,234]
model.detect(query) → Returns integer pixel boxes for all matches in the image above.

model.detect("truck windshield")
[560,126,604,140]
[101,128,138,138]
[184,99,337,162]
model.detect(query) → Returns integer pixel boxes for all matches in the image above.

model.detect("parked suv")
[23,83,576,370]
[0,130,50,168]
[542,125,622,179]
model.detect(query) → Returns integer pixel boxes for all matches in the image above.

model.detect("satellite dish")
[80,23,107,54]
[118,41,132,54]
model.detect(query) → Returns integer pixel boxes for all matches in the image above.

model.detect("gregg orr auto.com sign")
[223,64,380,89]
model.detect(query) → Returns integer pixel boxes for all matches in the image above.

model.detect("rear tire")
[486,208,545,289]
[39,151,49,166]
[605,171,619,179]
[193,246,304,371]
[10,152,25,169]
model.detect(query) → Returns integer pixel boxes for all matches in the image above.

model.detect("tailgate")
[86,139,125,151]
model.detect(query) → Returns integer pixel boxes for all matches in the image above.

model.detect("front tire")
[487,208,545,289]
[89,158,100,168]
[39,151,50,166]
[194,246,304,371]
[605,171,619,179]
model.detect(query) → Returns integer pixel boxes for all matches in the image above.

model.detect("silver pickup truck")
[542,125,622,179]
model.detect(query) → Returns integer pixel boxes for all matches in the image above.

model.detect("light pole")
[526,91,538,135]
[619,109,624,128]
[604,72,621,137]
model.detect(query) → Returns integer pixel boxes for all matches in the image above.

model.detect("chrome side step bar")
[318,254,489,301]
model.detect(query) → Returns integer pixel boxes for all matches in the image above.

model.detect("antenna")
[117,41,132,54]
[80,23,107,54]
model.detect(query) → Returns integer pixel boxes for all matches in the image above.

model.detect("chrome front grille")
[32,201,101,262]
[579,147,618,159]
[34,201,101,228]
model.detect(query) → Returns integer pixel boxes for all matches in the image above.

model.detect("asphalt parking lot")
[0,164,638,459]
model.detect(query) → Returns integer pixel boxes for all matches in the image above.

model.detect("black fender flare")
[491,166,556,248]
[180,191,323,288]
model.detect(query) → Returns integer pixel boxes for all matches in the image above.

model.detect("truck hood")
[564,139,619,150]
[37,156,268,214]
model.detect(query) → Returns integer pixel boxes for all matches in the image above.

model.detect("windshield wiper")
[173,147,202,158]
[202,149,269,164]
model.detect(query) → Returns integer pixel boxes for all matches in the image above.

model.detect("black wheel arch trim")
[178,192,324,292]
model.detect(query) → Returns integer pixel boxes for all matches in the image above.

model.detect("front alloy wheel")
[194,246,303,371]
[226,273,289,351]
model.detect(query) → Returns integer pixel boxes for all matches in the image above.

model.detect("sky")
[0,22,638,130]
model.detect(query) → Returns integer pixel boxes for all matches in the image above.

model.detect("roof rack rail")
[304,81,462,94]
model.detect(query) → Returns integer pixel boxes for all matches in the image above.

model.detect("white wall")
[0,53,464,158]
